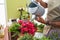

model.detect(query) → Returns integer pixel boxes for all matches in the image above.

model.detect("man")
[36,0,60,40]
[35,0,60,27]
[36,0,60,27]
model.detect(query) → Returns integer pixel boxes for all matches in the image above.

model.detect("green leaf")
[12,31,20,37]
[18,34,33,40]
[9,23,20,32]
[37,24,44,30]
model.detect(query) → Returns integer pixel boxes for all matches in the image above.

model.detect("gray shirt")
[47,0,60,21]
[46,0,60,39]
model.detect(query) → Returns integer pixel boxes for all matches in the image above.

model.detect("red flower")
[18,20,23,24]
[18,20,37,35]
[21,27,28,33]
[21,23,26,27]
[28,29,35,35]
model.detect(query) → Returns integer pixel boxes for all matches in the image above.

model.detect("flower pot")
[10,32,19,40]
[34,32,44,39]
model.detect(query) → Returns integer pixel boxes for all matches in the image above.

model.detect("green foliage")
[37,24,44,30]
[21,15,28,19]
[9,23,20,37]
[34,23,44,32]
[18,34,52,40]
[18,34,33,40]
[33,36,52,40]
[19,10,28,20]
[39,36,52,40]
[9,23,20,32]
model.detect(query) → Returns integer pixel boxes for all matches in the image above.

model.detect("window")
[0,0,7,28]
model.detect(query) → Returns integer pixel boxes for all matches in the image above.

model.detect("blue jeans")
[47,27,60,40]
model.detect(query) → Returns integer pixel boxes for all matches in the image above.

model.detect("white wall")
[0,0,7,28]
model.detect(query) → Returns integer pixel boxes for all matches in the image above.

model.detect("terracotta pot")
[11,32,18,40]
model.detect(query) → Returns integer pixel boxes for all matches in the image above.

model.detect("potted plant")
[8,20,37,40]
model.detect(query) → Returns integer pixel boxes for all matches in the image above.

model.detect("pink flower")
[18,20,37,35]
[21,27,28,33]
[21,23,26,27]
[18,20,23,24]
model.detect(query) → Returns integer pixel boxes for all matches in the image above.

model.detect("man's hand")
[36,16,60,27]
[36,0,47,8]
[35,14,46,24]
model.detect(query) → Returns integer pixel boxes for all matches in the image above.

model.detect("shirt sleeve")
[42,0,48,3]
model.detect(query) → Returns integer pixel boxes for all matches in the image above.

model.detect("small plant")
[18,34,33,40]
[9,23,20,37]
[37,24,44,30]
[8,20,46,40]
[18,20,37,35]
[9,23,20,32]
[18,34,52,40]
[35,23,44,32]
[39,36,52,40]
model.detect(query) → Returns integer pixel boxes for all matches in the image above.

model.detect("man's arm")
[35,15,60,27]
[36,0,47,8]
[48,21,60,27]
